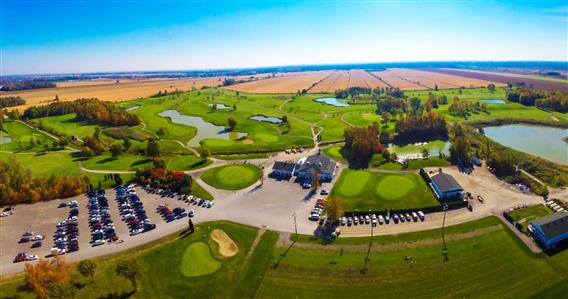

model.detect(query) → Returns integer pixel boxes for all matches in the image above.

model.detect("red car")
[13,253,27,263]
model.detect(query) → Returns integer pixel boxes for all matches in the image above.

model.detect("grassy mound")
[201,164,263,190]
[180,242,221,277]
[331,169,438,211]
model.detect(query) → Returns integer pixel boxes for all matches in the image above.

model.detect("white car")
[131,228,143,235]
[32,234,44,241]
[1,211,12,217]
[27,254,38,261]
[93,239,106,246]
[378,215,384,225]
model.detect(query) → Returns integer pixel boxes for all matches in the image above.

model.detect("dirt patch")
[210,229,239,257]
[242,138,255,145]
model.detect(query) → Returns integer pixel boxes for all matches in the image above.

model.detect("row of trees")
[0,80,55,91]
[343,124,381,167]
[22,98,141,126]
[0,159,89,206]
[0,96,25,108]
[506,88,568,113]
[395,112,448,141]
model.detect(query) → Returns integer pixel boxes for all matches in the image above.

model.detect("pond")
[208,103,232,110]
[483,124,567,165]
[388,140,450,160]
[315,97,350,107]
[159,110,247,147]
[480,99,506,104]
[250,115,283,124]
[0,133,12,144]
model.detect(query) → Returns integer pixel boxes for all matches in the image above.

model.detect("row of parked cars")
[14,229,41,262]
[88,190,118,246]
[116,185,156,234]
[181,194,212,210]
[157,204,189,222]
[308,198,326,221]
[340,211,426,227]
[51,201,81,255]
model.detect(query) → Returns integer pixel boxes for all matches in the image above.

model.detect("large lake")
[159,110,247,146]
[483,124,567,165]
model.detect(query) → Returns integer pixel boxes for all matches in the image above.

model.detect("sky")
[1,0,567,75]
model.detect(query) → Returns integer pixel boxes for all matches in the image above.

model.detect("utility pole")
[292,212,298,241]
[441,203,449,262]
[361,221,374,274]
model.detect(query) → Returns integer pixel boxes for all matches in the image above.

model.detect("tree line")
[343,124,382,167]
[506,87,568,113]
[395,112,448,141]
[0,80,55,91]
[22,98,141,126]
[0,158,89,206]
[0,96,25,108]
[134,167,193,194]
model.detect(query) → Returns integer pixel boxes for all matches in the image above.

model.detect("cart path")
[245,229,266,260]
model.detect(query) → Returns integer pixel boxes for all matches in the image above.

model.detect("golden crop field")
[371,69,427,90]
[348,69,389,88]
[2,77,224,110]
[309,71,350,93]
[226,71,333,93]
[385,68,502,89]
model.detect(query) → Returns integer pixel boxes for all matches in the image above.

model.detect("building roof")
[272,161,296,172]
[530,211,568,240]
[431,172,463,193]
[297,154,336,175]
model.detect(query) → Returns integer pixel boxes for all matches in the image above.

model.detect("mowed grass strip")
[331,169,439,211]
[201,164,263,190]
[180,242,221,277]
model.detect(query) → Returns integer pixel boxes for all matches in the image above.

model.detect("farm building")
[430,172,464,201]
[271,161,297,179]
[528,211,568,250]
[296,153,337,183]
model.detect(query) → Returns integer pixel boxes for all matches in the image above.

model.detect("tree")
[381,111,391,123]
[421,148,429,159]
[199,147,210,160]
[281,115,288,123]
[310,172,320,190]
[24,256,74,299]
[156,127,166,138]
[153,158,166,169]
[146,139,161,158]
[323,196,343,223]
[110,143,123,158]
[0,109,4,132]
[487,83,496,93]
[116,259,141,292]
[123,136,132,151]
[227,117,237,131]
[46,282,76,299]
[77,259,96,283]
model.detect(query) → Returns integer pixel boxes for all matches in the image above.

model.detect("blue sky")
[1,0,567,75]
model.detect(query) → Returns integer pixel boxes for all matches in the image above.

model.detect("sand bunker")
[242,138,255,145]
[210,229,239,257]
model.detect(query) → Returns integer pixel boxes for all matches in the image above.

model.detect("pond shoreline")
[466,118,568,129]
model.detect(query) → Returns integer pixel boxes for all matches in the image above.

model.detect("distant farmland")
[226,71,333,93]
[1,77,224,109]
[425,68,568,91]
[384,68,504,89]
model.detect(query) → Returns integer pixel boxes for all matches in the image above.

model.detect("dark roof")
[298,154,336,175]
[431,172,463,193]
[530,211,568,240]
[272,161,296,172]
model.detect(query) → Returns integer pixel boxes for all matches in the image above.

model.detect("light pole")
[361,220,375,274]
[441,203,449,262]
[292,212,298,241]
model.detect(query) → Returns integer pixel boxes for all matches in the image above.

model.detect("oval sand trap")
[210,229,239,257]
[180,242,221,277]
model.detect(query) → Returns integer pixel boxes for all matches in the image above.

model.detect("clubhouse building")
[271,152,337,183]
[529,211,568,250]
[429,172,464,201]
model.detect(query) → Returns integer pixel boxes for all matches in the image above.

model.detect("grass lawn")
[81,153,210,171]
[407,157,450,169]
[331,169,439,211]
[258,220,568,298]
[201,164,263,190]
[213,152,271,160]
[376,162,403,170]
[507,204,554,232]
[1,120,55,153]
[2,218,567,298]
[322,145,347,162]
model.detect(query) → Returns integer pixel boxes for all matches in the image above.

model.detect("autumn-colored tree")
[116,259,141,292]
[24,256,74,299]
[381,111,391,123]
[146,139,161,158]
[324,196,344,222]
[310,172,320,190]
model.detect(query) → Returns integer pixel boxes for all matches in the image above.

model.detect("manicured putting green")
[201,164,263,190]
[180,242,221,277]
[337,171,371,197]
[375,176,415,201]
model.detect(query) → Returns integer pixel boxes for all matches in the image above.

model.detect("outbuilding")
[430,172,464,201]
[529,211,568,249]
[271,161,297,179]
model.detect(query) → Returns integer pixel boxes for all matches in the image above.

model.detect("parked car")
[417,211,425,221]
[14,253,28,263]
[477,195,484,203]
[320,190,329,195]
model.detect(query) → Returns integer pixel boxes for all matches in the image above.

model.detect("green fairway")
[1,120,55,153]
[201,164,263,190]
[331,169,439,211]
[180,242,221,277]
[322,145,347,162]
[81,152,209,171]
[407,157,450,169]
